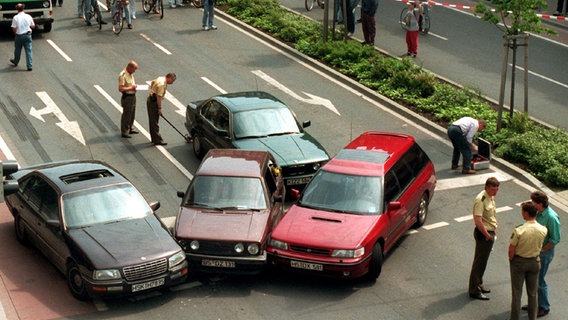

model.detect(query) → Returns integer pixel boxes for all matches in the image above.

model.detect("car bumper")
[267,251,372,279]
[185,252,267,275]
[84,260,188,298]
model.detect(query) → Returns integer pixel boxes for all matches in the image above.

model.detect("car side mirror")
[46,220,61,232]
[177,191,185,198]
[289,189,301,200]
[149,201,161,212]
[302,120,311,129]
[218,129,229,137]
[387,202,401,212]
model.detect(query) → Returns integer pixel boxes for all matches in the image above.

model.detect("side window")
[264,166,277,196]
[383,171,401,208]
[201,101,228,131]
[405,143,429,176]
[216,105,229,132]
[20,176,59,221]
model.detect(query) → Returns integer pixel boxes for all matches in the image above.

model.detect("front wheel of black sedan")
[192,133,205,159]
[14,214,28,245]
[67,262,90,301]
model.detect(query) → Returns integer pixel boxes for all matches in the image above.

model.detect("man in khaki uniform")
[509,202,547,320]
[118,60,138,138]
[147,72,176,146]
[468,177,499,300]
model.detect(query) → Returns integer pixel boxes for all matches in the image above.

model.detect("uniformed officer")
[508,202,548,320]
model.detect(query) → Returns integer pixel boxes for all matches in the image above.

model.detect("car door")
[382,170,406,251]
[199,100,232,150]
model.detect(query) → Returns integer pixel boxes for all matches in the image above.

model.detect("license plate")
[290,260,323,271]
[202,259,236,268]
[286,177,312,186]
[132,278,165,292]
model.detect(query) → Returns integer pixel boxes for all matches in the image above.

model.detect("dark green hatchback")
[185,91,330,188]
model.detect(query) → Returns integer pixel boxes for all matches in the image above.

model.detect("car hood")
[175,207,269,242]
[233,133,329,166]
[271,205,380,249]
[68,216,181,269]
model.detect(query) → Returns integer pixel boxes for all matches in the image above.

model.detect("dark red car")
[267,132,436,280]
[174,149,285,274]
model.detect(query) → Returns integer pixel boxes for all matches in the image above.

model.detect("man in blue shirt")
[523,191,561,317]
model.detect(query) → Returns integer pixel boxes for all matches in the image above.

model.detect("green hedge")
[223,0,568,188]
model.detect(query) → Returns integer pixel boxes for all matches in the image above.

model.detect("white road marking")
[31,92,86,145]
[46,40,72,62]
[435,171,510,191]
[201,77,227,94]
[422,221,449,230]
[454,206,514,222]
[511,64,568,89]
[139,33,172,55]
[251,70,340,115]
[94,85,193,180]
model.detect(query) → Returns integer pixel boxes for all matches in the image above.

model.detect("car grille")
[123,258,168,281]
[290,245,329,256]
[191,241,257,256]
[281,163,315,177]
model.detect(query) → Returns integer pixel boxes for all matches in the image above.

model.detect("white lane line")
[454,206,514,222]
[422,221,449,230]
[201,77,227,94]
[46,40,72,62]
[511,64,568,89]
[94,85,193,180]
[139,33,172,55]
[436,172,510,191]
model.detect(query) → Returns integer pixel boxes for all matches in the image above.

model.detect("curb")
[214,7,568,212]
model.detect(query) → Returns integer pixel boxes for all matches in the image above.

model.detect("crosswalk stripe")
[436,172,511,191]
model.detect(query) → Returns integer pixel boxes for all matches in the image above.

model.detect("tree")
[474,0,557,130]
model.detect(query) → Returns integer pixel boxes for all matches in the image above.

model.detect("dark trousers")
[556,0,566,13]
[361,12,376,45]
[146,96,163,143]
[447,124,472,170]
[469,228,495,294]
[121,94,136,136]
[510,256,540,320]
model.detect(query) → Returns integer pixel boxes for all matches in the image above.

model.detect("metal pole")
[497,36,510,132]
[523,34,529,114]
[509,38,517,119]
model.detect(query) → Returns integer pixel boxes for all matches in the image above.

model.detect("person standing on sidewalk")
[520,190,561,318]
[9,3,35,71]
[147,72,176,146]
[468,177,500,301]
[118,60,138,138]
[403,0,421,57]
[360,0,378,45]
[508,202,547,320]
[447,117,486,174]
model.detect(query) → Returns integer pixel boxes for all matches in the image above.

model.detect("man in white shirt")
[447,117,486,174]
[10,3,35,71]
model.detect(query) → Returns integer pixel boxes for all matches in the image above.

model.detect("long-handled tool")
[161,114,191,143]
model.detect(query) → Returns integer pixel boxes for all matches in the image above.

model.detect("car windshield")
[62,184,152,228]
[298,170,382,215]
[185,175,268,210]
[232,107,300,139]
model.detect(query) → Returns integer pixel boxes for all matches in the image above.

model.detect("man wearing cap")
[10,3,35,71]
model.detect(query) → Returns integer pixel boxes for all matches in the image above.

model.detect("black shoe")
[100,20,108,24]
[86,21,92,26]
[154,141,167,146]
[469,292,490,301]
[129,130,139,134]
[122,134,132,138]
[9,59,17,66]
[478,286,490,294]
[521,305,528,311]
[27,68,32,71]
[537,308,549,317]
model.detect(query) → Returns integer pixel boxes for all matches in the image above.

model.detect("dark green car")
[185,91,330,188]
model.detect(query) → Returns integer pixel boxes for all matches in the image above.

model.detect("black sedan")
[185,91,330,188]
[5,160,188,300]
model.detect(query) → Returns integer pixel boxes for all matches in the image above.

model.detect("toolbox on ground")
[472,138,491,170]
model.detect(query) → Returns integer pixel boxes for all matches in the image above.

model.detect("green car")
[0,0,54,32]
[185,91,330,188]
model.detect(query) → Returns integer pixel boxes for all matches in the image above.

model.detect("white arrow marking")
[31,92,86,145]
[251,70,340,116]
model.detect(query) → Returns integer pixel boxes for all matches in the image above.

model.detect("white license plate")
[290,260,323,271]
[132,278,165,292]
[286,177,312,186]
[202,259,236,268]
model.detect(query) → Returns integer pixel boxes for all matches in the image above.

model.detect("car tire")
[67,262,90,301]
[14,214,28,245]
[366,243,383,280]
[413,193,429,228]
[192,133,205,159]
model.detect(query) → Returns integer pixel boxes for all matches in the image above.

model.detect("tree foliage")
[474,0,557,35]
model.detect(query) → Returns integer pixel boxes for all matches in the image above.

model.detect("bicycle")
[182,0,202,7]
[305,0,324,11]
[399,0,431,34]
[111,0,125,35]
[142,0,164,19]
[81,0,103,30]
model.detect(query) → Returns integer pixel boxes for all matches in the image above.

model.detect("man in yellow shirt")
[118,60,138,138]
[147,72,176,146]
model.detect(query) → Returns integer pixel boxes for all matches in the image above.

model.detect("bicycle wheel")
[112,3,124,35]
[399,7,408,31]
[159,0,163,19]
[142,0,152,13]
[305,0,314,11]
[94,5,102,30]
[191,0,202,8]
[317,0,324,9]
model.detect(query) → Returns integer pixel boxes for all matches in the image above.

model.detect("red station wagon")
[267,132,436,280]
[174,149,286,274]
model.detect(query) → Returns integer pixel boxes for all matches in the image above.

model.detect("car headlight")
[234,243,244,253]
[93,269,121,280]
[247,243,260,255]
[312,162,321,172]
[268,238,288,250]
[43,1,50,7]
[190,240,200,251]
[331,247,365,258]
[168,251,186,268]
